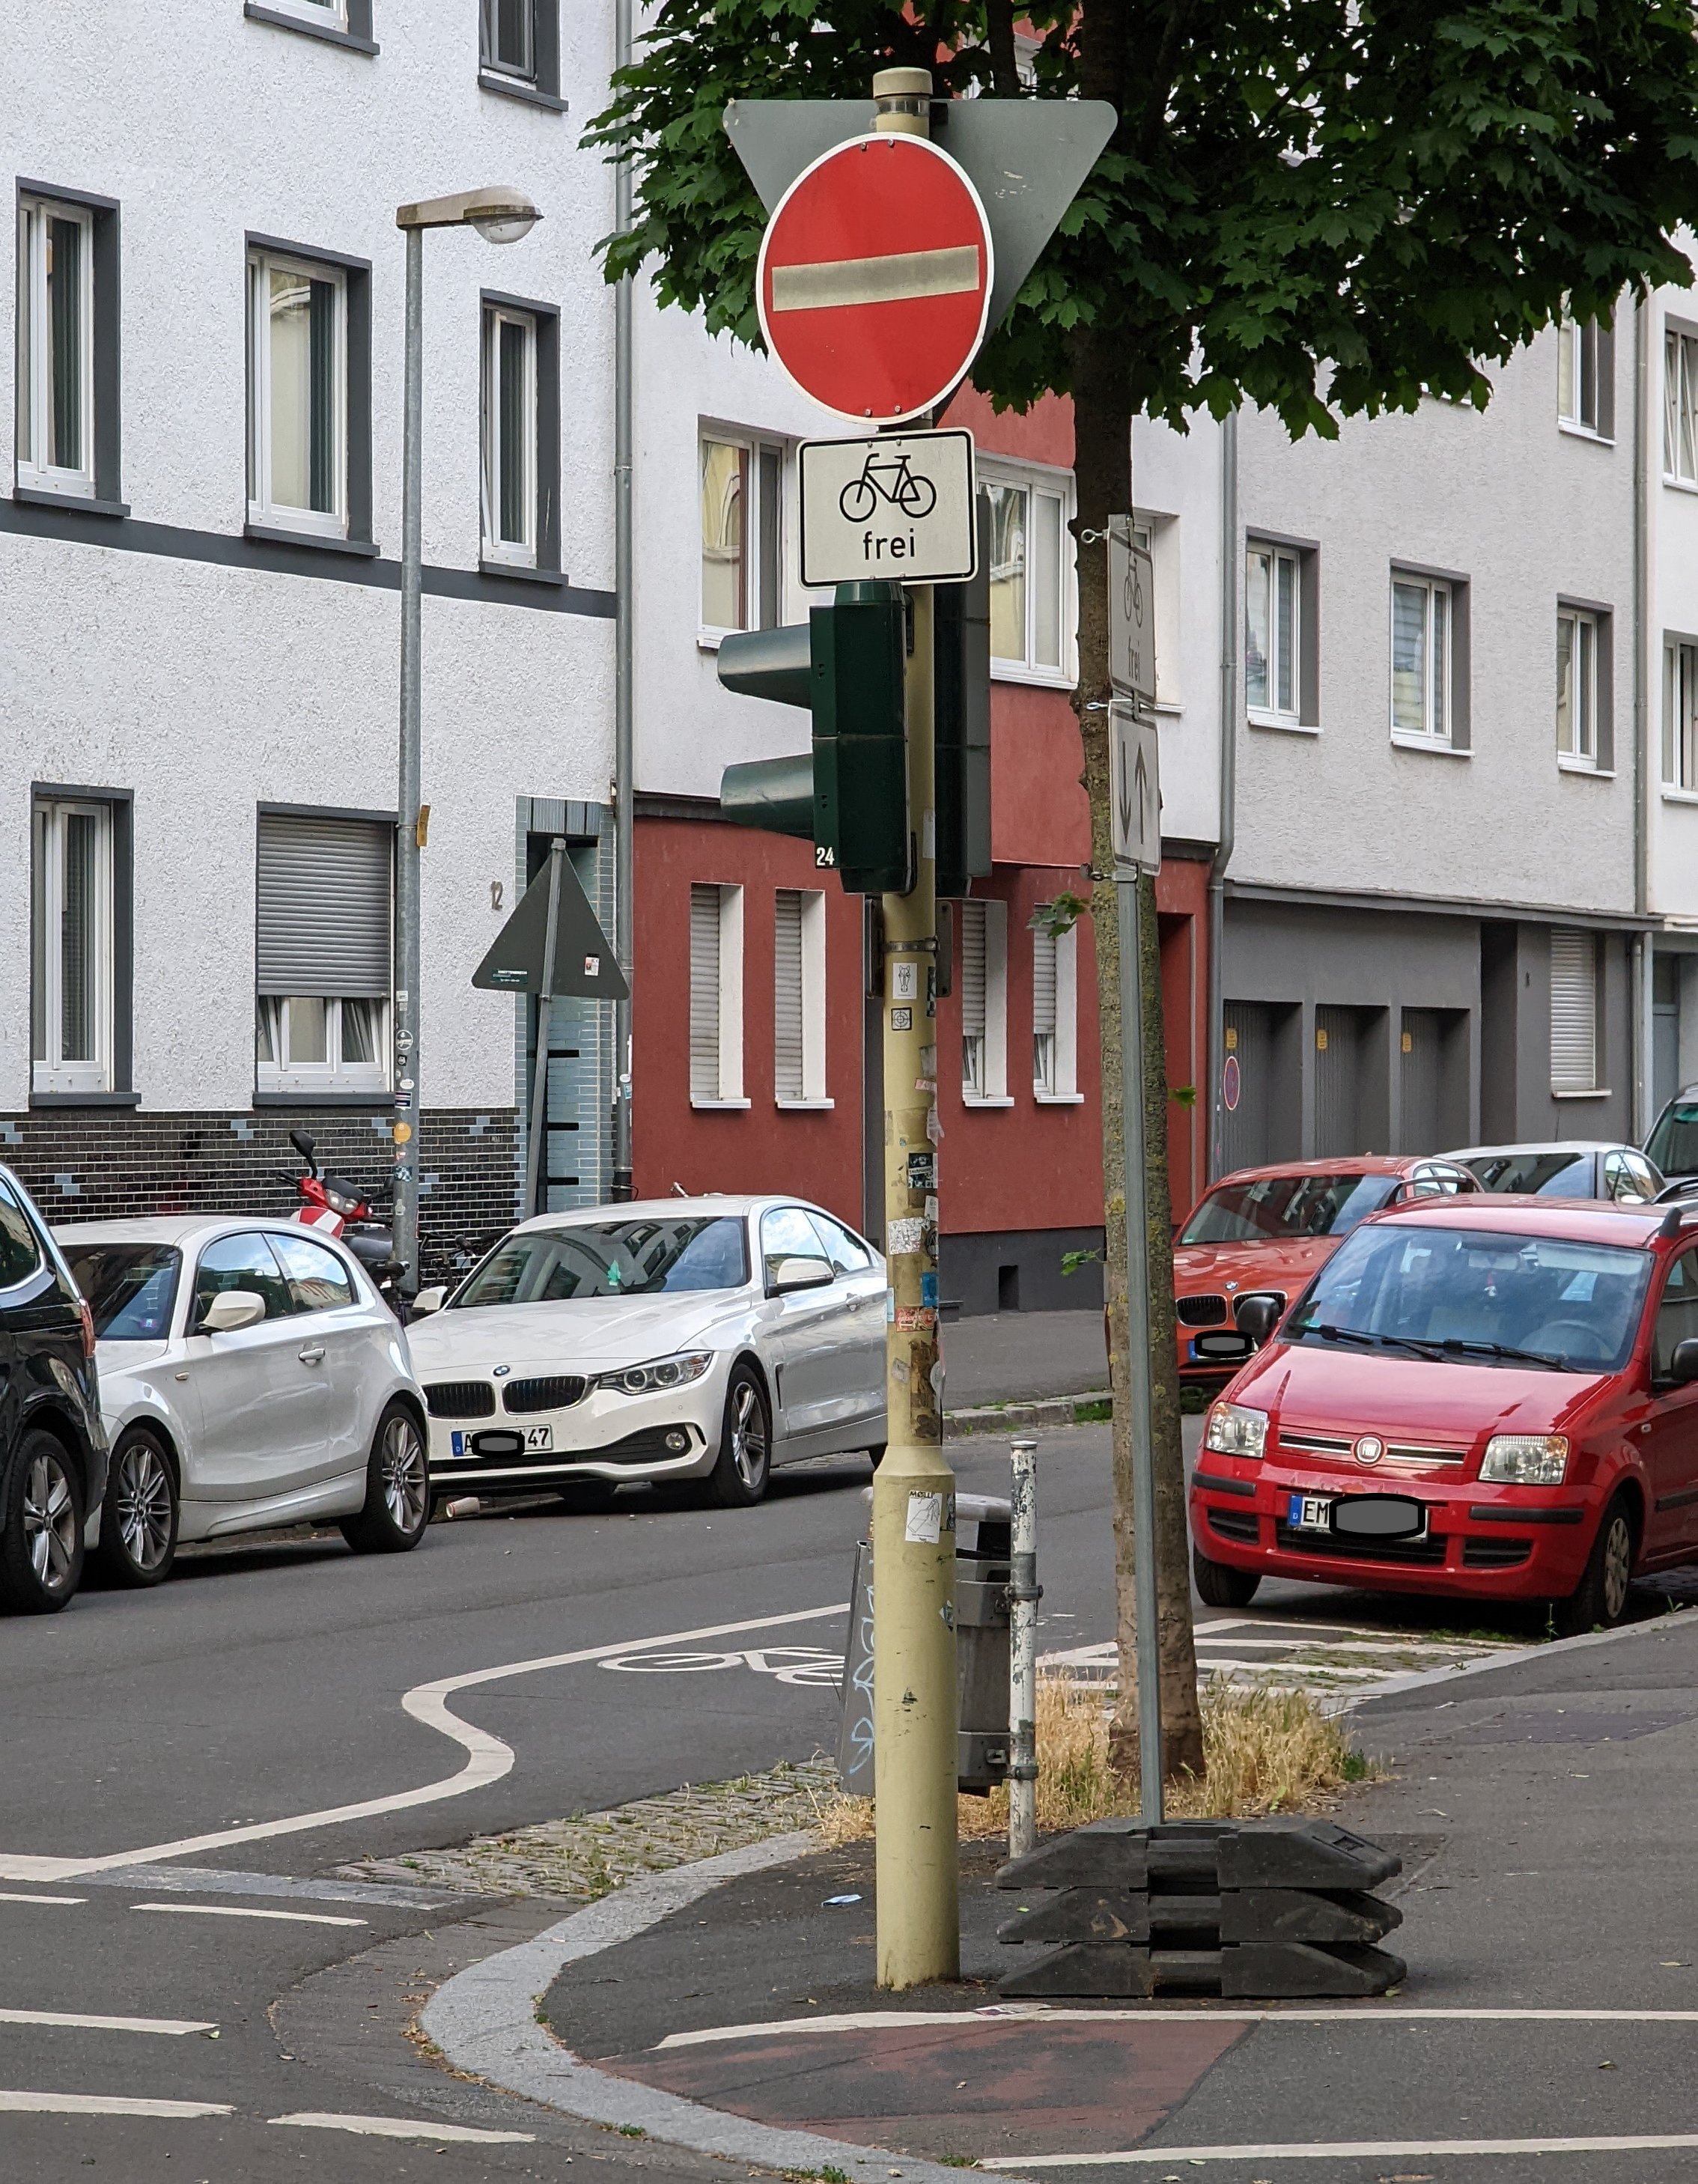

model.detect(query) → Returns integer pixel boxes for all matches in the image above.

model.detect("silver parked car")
[1446,1140,1663,1204]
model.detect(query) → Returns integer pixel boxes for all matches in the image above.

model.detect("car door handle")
[298,1345,326,1366]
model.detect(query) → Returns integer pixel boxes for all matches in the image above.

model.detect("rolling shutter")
[1032,916,1057,1038]
[1551,928,1597,1092]
[960,899,987,1038]
[255,812,392,997]
[690,884,722,1101]
[773,889,804,1100]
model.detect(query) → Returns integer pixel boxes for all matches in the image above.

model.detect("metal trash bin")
[837,1491,1012,1795]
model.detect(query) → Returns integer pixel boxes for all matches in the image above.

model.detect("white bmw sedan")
[406,1195,888,1509]
[54,1216,430,1587]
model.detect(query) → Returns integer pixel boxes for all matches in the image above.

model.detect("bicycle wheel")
[839,477,878,523]
[896,473,937,518]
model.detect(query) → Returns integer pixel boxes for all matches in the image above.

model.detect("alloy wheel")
[114,1442,174,1574]
[730,1381,768,1491]
[1602,1513,1632,1622]
[24,1451,77,1594]
[380,1414,429,1534]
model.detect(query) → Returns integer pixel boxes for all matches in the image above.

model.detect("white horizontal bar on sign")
[770,245,980,313]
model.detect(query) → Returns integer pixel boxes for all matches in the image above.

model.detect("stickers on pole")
[1111,701,1162,876]
[799,429,976,588]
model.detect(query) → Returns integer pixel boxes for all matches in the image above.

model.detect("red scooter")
[279,1129,407,1301]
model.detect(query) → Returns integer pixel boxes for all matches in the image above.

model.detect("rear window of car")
[0,1178,42,1289]
[1647,1101,1698,1178]
[1179,1173,1399,1246]
[62,1244,183,1339]
[1464,1152,1594,1196]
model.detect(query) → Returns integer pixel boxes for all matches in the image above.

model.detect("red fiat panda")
[1188,1196,1698,1634]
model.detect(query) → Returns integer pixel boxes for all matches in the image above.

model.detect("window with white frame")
[689,883,745,1104]
[1551,928,1598,1095]
[1665,639,1698,791]
[478,0,559,95]
[31,800,113,1095]
[1390,574,1452,742]
[1666,327,1698,485]
[255,812,391,1094]
[700,431,782,635]
[247,248,347,537]
[481,303,535,566]
[1245,542,1302,725]
[16,196,94,496]
[985,469,1070,677]
[958,896,1009,1103]
[1030,909,1079,1101]
[1556,608,1598,766]
[1558,313,1604,433]
[773,889,827,1106]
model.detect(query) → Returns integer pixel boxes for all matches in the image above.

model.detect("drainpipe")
[610,0,636,1199]
[1206,409,1239,1181]
[1633,293,1652,1140]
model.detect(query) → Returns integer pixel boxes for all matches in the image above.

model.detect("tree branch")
[985,0,1020,97]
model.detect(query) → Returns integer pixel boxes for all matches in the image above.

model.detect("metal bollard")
[1007,1436,1041,1860]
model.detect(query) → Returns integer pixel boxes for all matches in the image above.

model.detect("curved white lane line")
[2,1601,846,1884]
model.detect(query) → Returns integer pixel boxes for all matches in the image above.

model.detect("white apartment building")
[4,1,618,1272]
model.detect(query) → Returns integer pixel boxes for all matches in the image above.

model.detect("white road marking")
[270,2111,535,2143]
[0,2090,233,2119]
[657,2004,1698,2049]
[0,1600,848,1883]
[132,1902,367,1928]
[0,2007,216,2036]
[988,2135,1698,2167]
[0,1891,84,1905]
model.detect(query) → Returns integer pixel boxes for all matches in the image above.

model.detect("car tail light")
[78,1295,97,1358]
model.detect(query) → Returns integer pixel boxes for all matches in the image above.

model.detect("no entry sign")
[757,133,993,422]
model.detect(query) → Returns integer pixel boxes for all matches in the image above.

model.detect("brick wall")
[0,1109,520,1285]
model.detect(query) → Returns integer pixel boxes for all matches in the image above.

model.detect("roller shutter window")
[960,898,987,1096]
[1032,912,1058,1095]
[1550,928,1598,1093]
[255,812,391,1092]
[690,884,723,1101]
[773,890,804,1102]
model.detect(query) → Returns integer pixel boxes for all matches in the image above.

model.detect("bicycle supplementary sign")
[1107,520,1157,702]
[798,429,977,588]
[757,134,993,422]
[1110,699,1162,875]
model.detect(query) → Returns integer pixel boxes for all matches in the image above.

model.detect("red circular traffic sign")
[757,133,994,423]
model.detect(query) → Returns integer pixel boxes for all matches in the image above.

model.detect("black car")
[0,1165,106,1613]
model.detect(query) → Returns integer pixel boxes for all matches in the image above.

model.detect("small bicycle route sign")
[798,428,977,588]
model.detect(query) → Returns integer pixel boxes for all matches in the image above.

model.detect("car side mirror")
[410,1285,447,1316]
[199,1289,265,1334]
[1234,1293,1283,1346]
[770,1256,834,1295]
[1670,1337,1698,1387]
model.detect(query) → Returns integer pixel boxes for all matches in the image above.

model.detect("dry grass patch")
[818,1673,1380,1846]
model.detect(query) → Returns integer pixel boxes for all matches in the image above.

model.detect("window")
[1245,543,1303,726]
[1665,327,1698,484]
[807,1211,873,1274]
[1390,574,1453,743]
[246,242,371,544]
[482,305,535,565]
[760,1205,833,1286]
[773,889,827,1106]
[700,432,782,634]
[985,470,1070,676]
[191,1234,295,1327]
[478,0,561,103]
[0,1178,44,1290]
[16,195,92,496]
[31,798,114,1095]
[1551,928,1598,1095]
[1030,909,1079,1101]
[269,1230,357,1313]
[243,0,377,48]
[1556,608,1598,766]
[1557,313,1613,436]
[255,810,392,1095]
[958,896,1009,1103]
[1653,1249,1698,1378]
[689,883,746,1105]
[1665,639,1698,791]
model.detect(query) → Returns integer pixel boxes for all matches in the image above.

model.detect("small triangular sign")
[472,855,629,1000]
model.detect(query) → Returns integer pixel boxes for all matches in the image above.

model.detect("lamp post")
[390,186,540,1305]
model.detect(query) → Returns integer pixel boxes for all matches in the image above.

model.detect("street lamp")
[389,186,541,1307]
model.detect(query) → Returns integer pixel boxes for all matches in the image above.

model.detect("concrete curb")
[419,1829,1016,2184]
[946,1390,1110,1437]
[1348,1599,1696,1713]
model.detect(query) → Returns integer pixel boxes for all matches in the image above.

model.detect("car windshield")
[62,1243,183,1339]
[1647,1101,1698,1179]
[1463,1152,1595,1196]
[451,1217,749,1307]
[1179,1173,1401,1247]
[1288,1223,1652,1372]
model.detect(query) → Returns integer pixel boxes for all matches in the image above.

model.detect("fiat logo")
[1354,1435,1385,1467]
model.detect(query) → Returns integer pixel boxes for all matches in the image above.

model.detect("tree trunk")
[1070,329,1205,1784]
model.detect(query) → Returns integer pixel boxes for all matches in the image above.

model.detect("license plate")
[1288,1493,1333,1532]
[450,1425,554,1458]
[523,1423,553,1451]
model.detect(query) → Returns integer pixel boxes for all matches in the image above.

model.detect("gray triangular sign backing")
[472,855,629,1000]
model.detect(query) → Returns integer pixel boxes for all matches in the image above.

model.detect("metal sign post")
[523,839,565,1221]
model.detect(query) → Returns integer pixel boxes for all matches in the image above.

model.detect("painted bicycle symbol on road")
[838,448,937,524]
[597,1645,842,1688]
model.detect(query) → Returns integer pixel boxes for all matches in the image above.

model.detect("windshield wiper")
[1294,1321,1565,1370]
[1428,1337,1565,1371]
[1294,1321,1447,1361]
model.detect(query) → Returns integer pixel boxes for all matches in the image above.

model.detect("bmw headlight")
[1479,1434,1568,1485]
[597,1351,715,1398]
[1204,1402,1268,1460]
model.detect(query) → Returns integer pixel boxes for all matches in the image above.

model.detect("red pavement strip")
[600,2018,1247,2161]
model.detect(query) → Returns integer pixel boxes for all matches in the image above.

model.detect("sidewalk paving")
[513,1608,1698,2180]
[943,1310,1107,1408]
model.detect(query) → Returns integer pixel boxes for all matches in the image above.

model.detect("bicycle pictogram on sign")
[838,447,937,524]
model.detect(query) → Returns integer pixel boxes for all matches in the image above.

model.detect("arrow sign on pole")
[472,853,629,1000]
[1110,700,1161,876]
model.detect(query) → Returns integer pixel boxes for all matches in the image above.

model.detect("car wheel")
[1552,1491,1635,1637]
[1192,1545,1260,1610]
[557,1479,617,1513]
[94,1429,178,1589]
[708,1366,771,1509]
[339,1404,430,1555]
[0,1430,85,1615]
